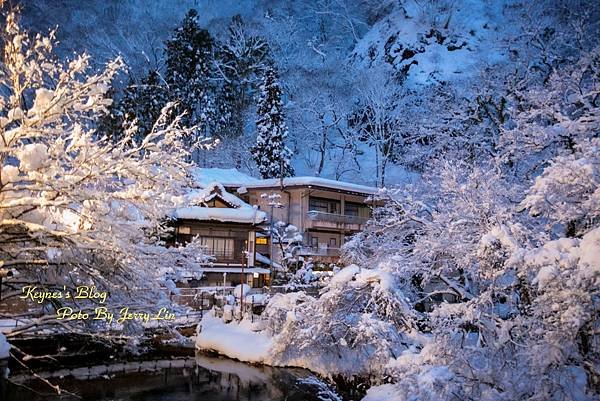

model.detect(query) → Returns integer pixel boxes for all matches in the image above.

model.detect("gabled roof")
[172,181,267,225]
[187,182,248,208]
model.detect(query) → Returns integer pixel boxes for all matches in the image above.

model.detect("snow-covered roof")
[197,267,270,274]
[173,206,267,224]
[242,177,379,195]
[191,168,259,188]
[187,182,249,209]
[172,179,268,224]
[191,168,379,196]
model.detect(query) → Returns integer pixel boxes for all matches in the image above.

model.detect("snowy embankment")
[195,265,406,379]
[195,312,346,387]
[195,313,272,364]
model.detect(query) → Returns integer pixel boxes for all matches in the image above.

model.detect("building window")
[198,236,235,259]
[344,202,361,216]
[178,226,191,234]
[329,238,337,247]
[309,197,340,214]
[310,237,319,247]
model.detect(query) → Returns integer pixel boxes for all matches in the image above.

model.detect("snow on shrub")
[266,265,420,377]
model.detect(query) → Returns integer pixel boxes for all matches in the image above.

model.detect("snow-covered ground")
[195,312,272,364]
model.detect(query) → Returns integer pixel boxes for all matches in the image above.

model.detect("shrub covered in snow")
[266,265,421,377]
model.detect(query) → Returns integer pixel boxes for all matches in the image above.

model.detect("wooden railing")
[297,246,341,257]
[306,211,369,225]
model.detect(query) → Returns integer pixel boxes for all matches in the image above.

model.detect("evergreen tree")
[165,9,216,138]
[98,71,169,144]
[97,82,124,142]
[215,15,271,139]
[134,70,170,138]
[251,66,294,179]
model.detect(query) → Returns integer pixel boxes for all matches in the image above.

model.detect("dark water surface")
[5,353,342,401]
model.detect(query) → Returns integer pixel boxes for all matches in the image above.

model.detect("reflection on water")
[5,353,342,401]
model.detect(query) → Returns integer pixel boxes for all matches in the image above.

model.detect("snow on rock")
[196,313,272,364]
[0,332,10,359]
[350,0,508,87]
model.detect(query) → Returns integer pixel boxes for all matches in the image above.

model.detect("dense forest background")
[19,0,598,186]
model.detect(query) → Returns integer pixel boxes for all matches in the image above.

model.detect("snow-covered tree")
[349,72,403,187]
[267,265,419,377]
[99,70,171,144]
[272,221,303,271]
[0,6,207,340]
[214,15,271,140]
[522,138,600,237]
[251,66,294,179]
[264,49,600,399]
[272,149,599,399]
[165,9,217,146]
[500,47,600,178]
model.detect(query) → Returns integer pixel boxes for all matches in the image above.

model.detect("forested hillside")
[19,0,592,187]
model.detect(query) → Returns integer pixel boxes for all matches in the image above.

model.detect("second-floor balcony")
[298,246,341,257]
[306,210,369,230]
[205,249,248,265]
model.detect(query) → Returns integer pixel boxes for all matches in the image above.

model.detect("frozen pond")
[5,353,342,401]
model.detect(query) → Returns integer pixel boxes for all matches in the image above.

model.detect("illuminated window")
[178,226,191,234]
[256,237,268,245]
